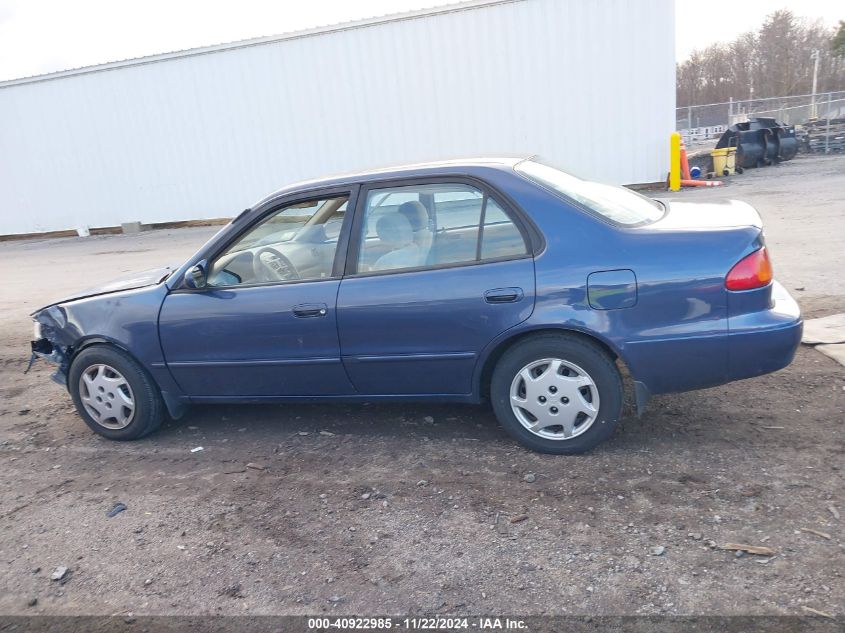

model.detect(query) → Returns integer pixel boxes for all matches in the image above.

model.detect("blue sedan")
[30,158,803,453]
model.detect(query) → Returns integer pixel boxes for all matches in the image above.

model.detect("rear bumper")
[622,280,800,412]
[726,280,802,382]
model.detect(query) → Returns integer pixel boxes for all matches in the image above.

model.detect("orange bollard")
[680,141,691,180]
[681,179,723,187]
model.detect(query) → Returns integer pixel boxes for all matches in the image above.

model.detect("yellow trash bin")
[711,148,730,176]
[725,147,737,175]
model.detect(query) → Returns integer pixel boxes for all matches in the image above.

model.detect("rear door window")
[355,182,529,274]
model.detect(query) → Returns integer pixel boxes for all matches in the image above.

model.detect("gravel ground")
[0,154,843,617]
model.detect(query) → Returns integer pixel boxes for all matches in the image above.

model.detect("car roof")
[252,156,530,208]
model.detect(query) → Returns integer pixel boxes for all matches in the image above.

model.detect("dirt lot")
[0,154,843,618]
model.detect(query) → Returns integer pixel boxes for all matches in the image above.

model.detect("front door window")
[207,195,348,287]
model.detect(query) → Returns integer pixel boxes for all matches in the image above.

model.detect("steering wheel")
[253,247,301,282]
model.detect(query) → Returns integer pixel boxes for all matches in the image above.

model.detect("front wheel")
[68,346,164,440]
[490,334,623,454]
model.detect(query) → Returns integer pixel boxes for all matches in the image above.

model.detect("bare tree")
[677,10,845,106]
[833,21,845,57]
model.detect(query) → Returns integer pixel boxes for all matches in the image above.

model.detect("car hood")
[32,266,174,314]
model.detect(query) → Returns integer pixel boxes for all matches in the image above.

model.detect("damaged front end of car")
[29,304,81,386]
[26,275,192,421]
[27,266,178,387]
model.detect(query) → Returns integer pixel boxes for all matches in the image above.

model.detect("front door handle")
[484,287,524,304]
[293,303,328,318]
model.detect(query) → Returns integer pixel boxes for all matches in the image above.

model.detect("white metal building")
[0,0,674,236]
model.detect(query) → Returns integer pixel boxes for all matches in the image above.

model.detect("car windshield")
[515,159,664,226]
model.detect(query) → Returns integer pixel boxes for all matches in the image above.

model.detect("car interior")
[205,184,527,287]
[357,185,527,272]
[207,197,348,287]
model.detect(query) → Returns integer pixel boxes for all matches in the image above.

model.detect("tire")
[490,334,623,454]
[68,345,164,440]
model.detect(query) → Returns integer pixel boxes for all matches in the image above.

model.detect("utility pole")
[826,92,832,154]
[810,49,820,119]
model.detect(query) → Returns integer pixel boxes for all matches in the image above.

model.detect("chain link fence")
[677,91,845,148]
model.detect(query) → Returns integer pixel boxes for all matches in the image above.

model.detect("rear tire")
[68,345,164,440]
[490,334,623,454]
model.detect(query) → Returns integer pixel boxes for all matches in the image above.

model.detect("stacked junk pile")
[673,117,798,190]
[797,118,845,153]
[676,114,839,191]
[714,117,799,173]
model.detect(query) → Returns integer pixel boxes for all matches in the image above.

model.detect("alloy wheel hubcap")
[78,364,135,429]
[509,358,600,440]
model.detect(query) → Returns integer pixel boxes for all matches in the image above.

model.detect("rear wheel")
[490,334,623,454]
[69,346,164,440]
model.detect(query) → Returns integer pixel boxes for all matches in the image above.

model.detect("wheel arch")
[475,325,636,403]
[68,336,188,420]
[71,335,127,359]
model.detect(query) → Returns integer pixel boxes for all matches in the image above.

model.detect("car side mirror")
[184,262,207,289]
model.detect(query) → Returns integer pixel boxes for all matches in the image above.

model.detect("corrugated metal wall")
[0,0,674,235]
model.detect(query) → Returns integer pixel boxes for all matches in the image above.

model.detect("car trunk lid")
[649,199,762,230]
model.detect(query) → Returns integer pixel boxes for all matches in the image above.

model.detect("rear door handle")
[484,287,524,304]
[293,303,328,318]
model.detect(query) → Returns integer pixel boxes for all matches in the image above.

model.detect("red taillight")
[726,247,773,291]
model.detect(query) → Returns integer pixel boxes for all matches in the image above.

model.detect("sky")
[0,0,841,82]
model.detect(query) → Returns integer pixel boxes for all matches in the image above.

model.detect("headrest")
[375,214,413,246]
[398,201,429,231]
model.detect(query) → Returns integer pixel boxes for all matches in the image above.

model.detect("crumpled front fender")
[31,304,80,386]
[28,284,190,419]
